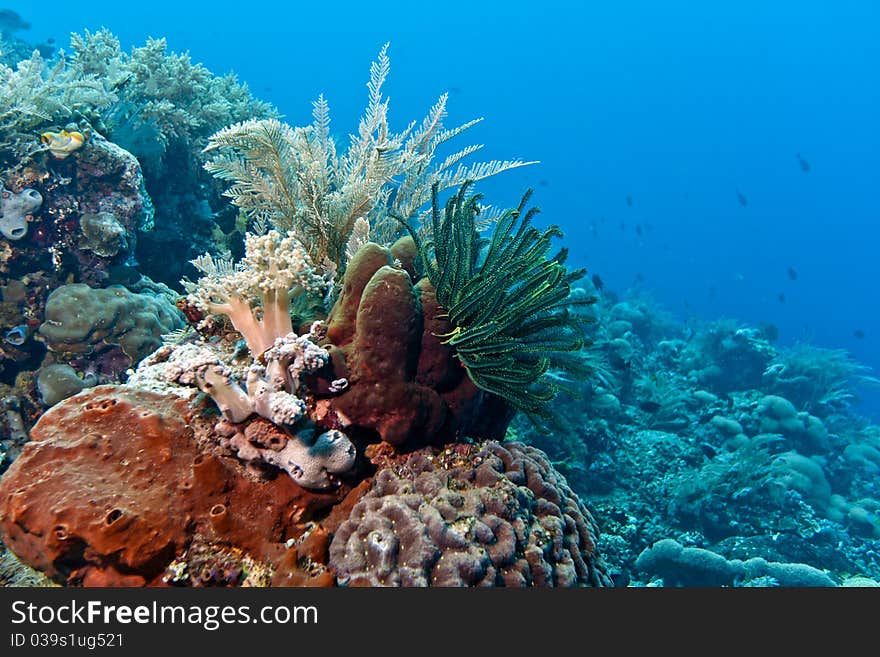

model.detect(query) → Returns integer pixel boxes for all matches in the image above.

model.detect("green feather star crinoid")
[401,182,596,418]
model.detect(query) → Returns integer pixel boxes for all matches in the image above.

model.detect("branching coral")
[0,25,277,246]
[178,230,354,487]
[66,29,277,163]
[203,43,536,270]
[183,229,331,356]
[401,182,595,418]
[164,329,332,428]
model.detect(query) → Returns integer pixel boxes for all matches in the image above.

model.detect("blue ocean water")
[8,0,880,417]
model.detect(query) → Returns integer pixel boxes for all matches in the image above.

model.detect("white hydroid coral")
[203,43,537,270]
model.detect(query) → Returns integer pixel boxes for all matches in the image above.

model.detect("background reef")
[0,7,879,588]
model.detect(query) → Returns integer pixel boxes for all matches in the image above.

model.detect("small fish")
[708,286,716,299]
[639,400,662,413]
[620,221,626,231]
[787,266,798,280]
[736,189,748,207]
[778,292,786,303]
[796,153,811,172]
[634,272,645,285]
[47,37,56,44]
[854,329,865,339]
[539,179,549,187]
[591,273,604,291]
[635,224,643,237]
[4,324,29,346]
[625,195,633,207]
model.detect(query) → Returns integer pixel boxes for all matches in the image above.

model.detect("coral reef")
[6,23,878,593]
[0,385,604,588]
[517,287,880,586]
[0,28,278,291]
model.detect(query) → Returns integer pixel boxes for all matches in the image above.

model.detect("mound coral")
[329,441,610,586]
[38,283,184,368]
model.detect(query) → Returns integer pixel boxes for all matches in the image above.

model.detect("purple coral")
[329,441,611,587]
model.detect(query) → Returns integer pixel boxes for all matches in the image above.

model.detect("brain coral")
[329,441,611,587]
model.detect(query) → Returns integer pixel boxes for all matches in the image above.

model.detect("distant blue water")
[9,0,880,416]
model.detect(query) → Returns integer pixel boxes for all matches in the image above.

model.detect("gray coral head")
[264,427,357,489]
[79,211,128,258]
[0,187,42,241]
[312,429,357,474]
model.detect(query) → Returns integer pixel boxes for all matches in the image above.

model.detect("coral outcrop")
[38,283,184,375]
[0,385,606,588]
[329,441,610,586]
[0,35,613,591]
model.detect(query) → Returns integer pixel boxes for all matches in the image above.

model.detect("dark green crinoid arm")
[402,181,595,418]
